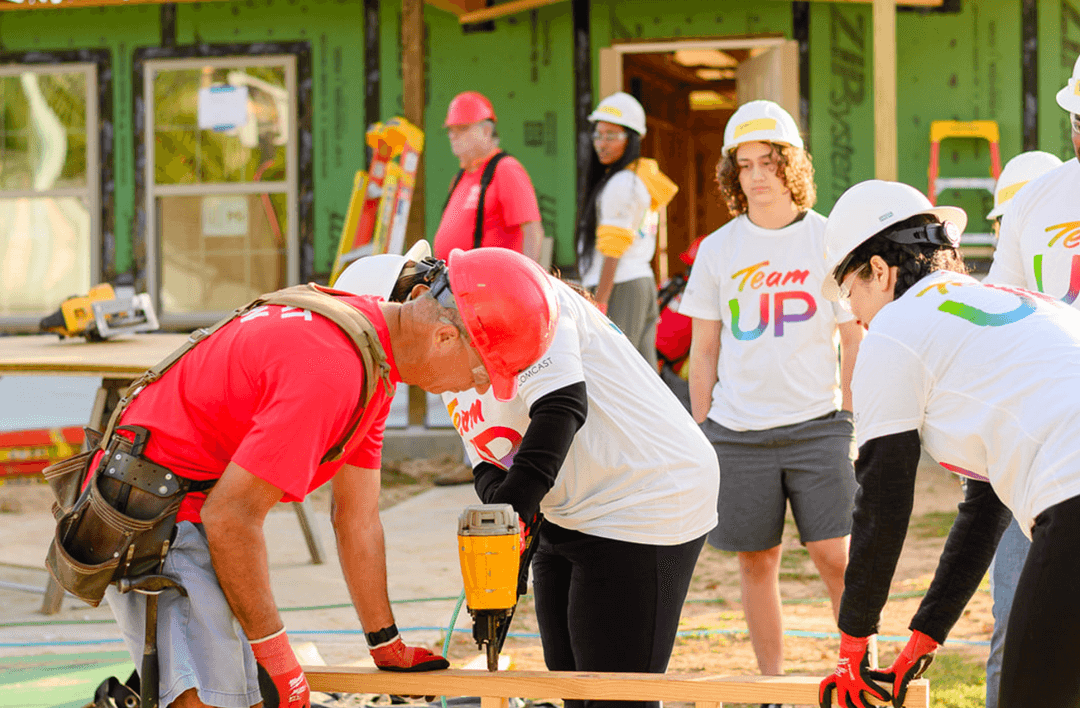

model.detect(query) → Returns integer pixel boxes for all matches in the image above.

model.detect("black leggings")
[999,494,1080,708]
[531,521,706,708]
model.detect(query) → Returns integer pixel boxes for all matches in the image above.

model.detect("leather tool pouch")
[44,425,211,607]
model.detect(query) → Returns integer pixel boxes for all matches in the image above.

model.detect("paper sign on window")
[202,196,249,237]
[197,85,249,131]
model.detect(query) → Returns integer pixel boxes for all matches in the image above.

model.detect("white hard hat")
[333,240,432,300]
[1057,54,1080,113]
[589,92,647,136]
[722,100,803,155]
[821,180,967,301]
[987,150,1063,220]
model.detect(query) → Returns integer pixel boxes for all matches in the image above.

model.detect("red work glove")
[819,633,891,708]
[369,627,450,672]
[250,628,310,708]
[880,630,938,708]
[597,301,609,316]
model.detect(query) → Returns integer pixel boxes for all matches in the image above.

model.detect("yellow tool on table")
[39,283,160,341]
[458,503,541,671]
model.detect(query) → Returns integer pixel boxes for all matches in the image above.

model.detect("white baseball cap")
[333,240,432,300]
[722,100,804,155]
[1057,54,1080,113]
[987,151,1063,220]
[589,92,647,136]
[822,180,966,301]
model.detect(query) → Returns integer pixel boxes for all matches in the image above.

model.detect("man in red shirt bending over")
[103,249,559,708]
[434,91,545,263]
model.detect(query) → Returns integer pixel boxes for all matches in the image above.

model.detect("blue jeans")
[986,517,1030,708]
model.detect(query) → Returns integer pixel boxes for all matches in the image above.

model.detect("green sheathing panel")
[589,0,792,51]
[176,0,366,274]
[1038,0,1080,159]
[0,5,160,274]
[809,2,875,213]
[895,0,1022,229]
[383,6,575,264]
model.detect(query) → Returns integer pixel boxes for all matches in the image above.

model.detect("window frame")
[143,54,299,329]
[0,61,100,331]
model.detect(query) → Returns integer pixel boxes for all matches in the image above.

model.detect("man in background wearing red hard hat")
[434,91,545,264]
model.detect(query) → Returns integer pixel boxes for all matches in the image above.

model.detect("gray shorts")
[702,411,857,552]
[105,521,262,708]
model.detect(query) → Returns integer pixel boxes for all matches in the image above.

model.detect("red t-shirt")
[433,153,542,259]
[114,296,400,523]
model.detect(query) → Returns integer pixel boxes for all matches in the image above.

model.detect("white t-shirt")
[579,170,658,287]
[853,271,1080,537]
[442,278,719,546]
[987,158,1080,306]
[677,211,855,431]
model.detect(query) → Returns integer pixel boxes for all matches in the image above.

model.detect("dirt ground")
[0,454,991,696]
[473,456,993,683]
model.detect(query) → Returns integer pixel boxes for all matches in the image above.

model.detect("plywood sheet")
[0,334,190,376]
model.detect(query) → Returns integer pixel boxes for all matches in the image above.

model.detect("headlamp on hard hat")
[832,220,961,287]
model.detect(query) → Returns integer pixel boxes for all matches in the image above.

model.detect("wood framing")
[304,668,930,707]
[0,0,228,11]
[449,0,940,25]
[873,0,898,181]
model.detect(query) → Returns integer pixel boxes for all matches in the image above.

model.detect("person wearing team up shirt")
[344,246,719,708]
[977,148,1061,708]
[679,100,862,700]
[818,180,1080,708]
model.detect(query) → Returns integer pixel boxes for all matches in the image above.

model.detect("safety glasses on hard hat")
[405,257,447,285]
[429,269,492,390]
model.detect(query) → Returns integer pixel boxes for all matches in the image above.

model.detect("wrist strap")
[366,623,399,648]
[250,626,287,646]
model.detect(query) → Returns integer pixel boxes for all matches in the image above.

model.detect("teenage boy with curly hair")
[679,101,864,704]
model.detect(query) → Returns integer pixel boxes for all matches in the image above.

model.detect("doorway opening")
[598,37,799,282]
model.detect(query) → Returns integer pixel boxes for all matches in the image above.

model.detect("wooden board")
[0,334,190,377]
[304,668,929,708]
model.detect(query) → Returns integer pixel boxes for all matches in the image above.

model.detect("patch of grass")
[927,652,986,708]
[380,461,419,487]
[911,510,958,539]
[780,546,810,569]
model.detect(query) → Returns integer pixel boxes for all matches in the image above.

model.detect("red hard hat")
[445,91,496,127]
[680,235,707,266]
[448,248,559,401]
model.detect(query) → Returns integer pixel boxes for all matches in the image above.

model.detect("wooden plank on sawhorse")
[0,334,326,613]
[303,667,930,708]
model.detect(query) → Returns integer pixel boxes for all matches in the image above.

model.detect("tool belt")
[42,283,394,607]
[43,425,213,607]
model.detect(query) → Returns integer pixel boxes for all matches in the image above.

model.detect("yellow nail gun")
[458,504,542,671]
[40,283,160,341]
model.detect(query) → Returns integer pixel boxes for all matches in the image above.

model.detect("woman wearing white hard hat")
[817,179,1080,708]
[680,99,862,692]
[575,91,677,366]
[978,148,1062,708]
[346,249,719,706]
